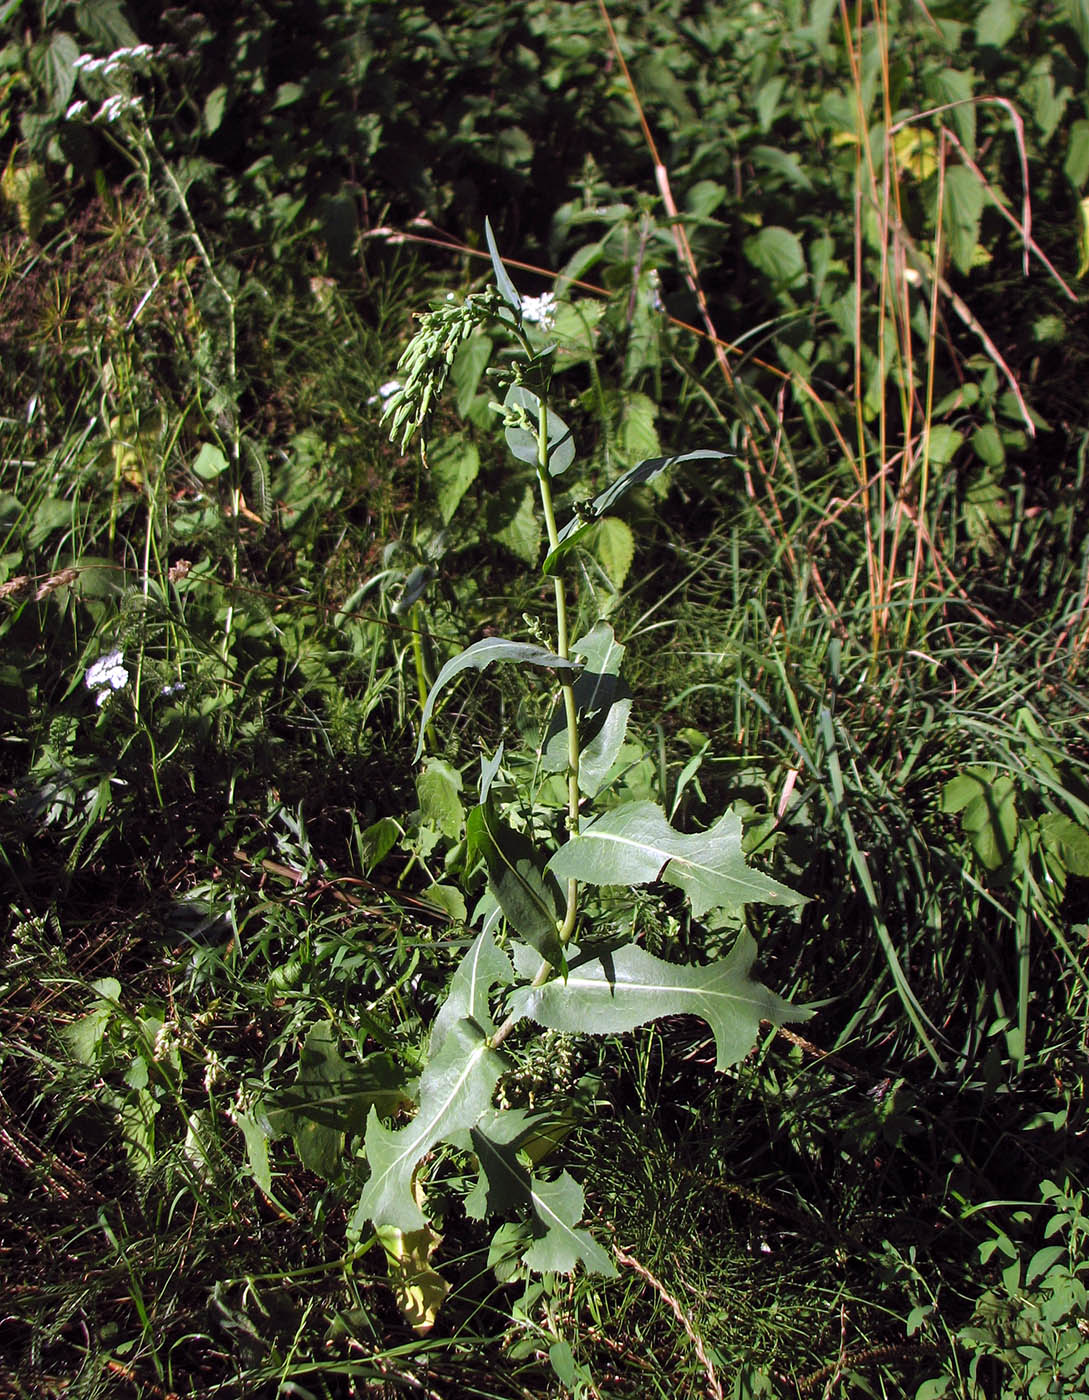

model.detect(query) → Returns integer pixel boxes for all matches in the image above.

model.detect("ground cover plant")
[2,1,1089,1397]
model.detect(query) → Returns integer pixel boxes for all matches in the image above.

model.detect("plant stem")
[533,396,581,946]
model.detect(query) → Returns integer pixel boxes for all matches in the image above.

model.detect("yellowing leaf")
[377,1222,450,1332]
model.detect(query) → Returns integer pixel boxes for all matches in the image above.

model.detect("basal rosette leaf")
[349,1019,509,1237]
[414,638,577,762]
[547,800,802,917]
[511,933,810,1072]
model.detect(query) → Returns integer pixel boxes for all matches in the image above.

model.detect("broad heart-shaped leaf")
[547,800,801,918]
[485,217,522,315]
[503,385,575,476]
[466,803,565,965]
[429,929,514,1058]
[512,933,809,1071]
[542,622,632,797]
[349,1019,509,1237]
[414,638,577,762]
[543,450,730,573]
[466,1109,616,1277]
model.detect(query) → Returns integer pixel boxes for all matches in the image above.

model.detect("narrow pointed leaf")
[350,1020,509,1236]
[466,803,565,965]
[485,217,522,314]
[547,800,801,917]
[504,385,575,476]
[544,450,730,573]
[415,638,576,762]
[512,933,809,1071]
[429,929,514,1057]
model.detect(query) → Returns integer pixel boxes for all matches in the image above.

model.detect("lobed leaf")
[350,1019,509,1236]
[512,933,810,1071]
[429,928,514,1058]
[547,800,802,917]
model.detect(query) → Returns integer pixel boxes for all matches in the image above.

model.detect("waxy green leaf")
[503,385,575,476]
[547,800,802,917]
[485,217,522,315]
[350,1019,509,1236]
[467,1110,616,1276]
[429,929,514,1057]
[544,450,730,573]
[414,638,577,762]
[466,803,565,965]
[512,933,809,1071]
[543,622,631,797]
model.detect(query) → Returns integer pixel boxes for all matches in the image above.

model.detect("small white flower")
[160,680,185,698]
[73,54,106,73]
[85,648,129,702]
[521,293,557,331]
[66,99,90,120]
[367,379,403,405]
[95,94,142,123]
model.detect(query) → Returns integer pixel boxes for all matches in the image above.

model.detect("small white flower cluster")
[85,648,129,706]
[520,292,557,331]
[66,94,144,123]
[67,44,155,124]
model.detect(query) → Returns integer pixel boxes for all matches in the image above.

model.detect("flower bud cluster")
[383,289,505,451]
[497,1030,583,1111]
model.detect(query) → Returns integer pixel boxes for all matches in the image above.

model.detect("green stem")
[533,397,581,946]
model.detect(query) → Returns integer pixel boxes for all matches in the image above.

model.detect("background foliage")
[2,0,1088,1396]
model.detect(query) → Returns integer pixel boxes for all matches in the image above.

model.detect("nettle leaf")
[429,929,514,1057]
[544,450,729,573]
[467,1110,616,1277]
[547,800,801,918]
[512,933,809,1071]
[416,758,464,840]
[414,638,577,762]
[466,803,565,965]
[350,1019,509,1236]
[266,1022,410,1180]
[485,217,522,315]
[503,386,575,476]
[542,622,632,798]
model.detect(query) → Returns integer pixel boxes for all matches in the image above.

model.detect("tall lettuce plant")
[350,224,809,1278]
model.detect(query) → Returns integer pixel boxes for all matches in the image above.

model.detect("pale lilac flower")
[85,648,129,704]
[520,293,557,331]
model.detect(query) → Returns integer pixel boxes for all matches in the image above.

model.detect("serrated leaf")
[944,165,986,276]
[542,622,632,797]
[743,226,807,290]
[485,217,522,313]
[416,758,464,840]
[503,386,575,476]
[429,928,514,1057]
[267,1023,409,1179]
[467,1112,616,1276]
[490,480,542,565]
[466,803,564,965]
[548,800,801,917]
[31,31,79,115]
[429,434,480,524]
[512,933,808,1071]
[235,1111,273,1196]
[414,638,576,762]
[451,334,493,416]
[350,1019,509,1236]
[591,517,635,591]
